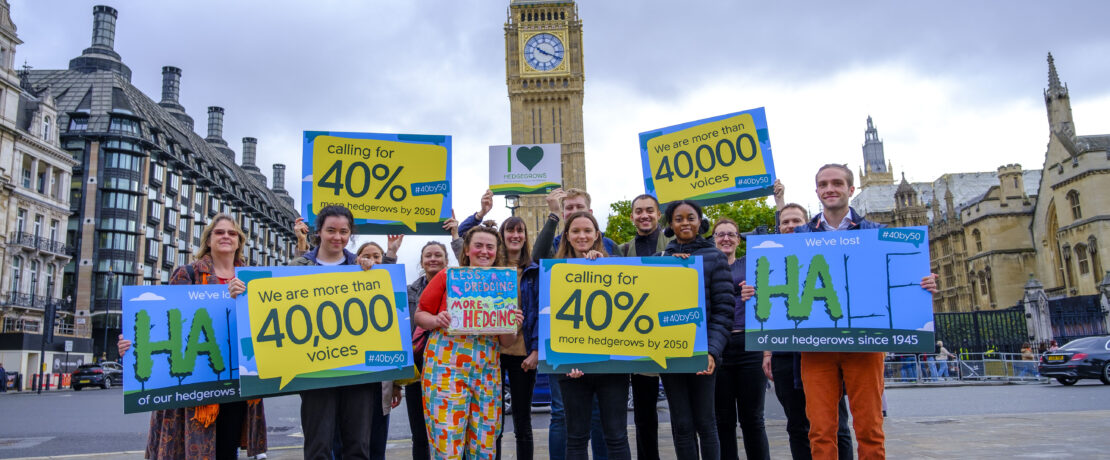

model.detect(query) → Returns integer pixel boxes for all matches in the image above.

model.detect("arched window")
[1076,244,1089,275]
[1067,190,1082,220]
[43,116,51,140]
[972,229,982,252]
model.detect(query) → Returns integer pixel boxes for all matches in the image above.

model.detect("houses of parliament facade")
[853,55,1109,314]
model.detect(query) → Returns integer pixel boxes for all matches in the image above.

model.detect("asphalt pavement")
[2,380,1108,459]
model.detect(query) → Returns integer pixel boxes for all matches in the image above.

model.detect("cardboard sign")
[639,107,776,206]
[745,226,934,352]
[445,267,520,335]
[302,131,452,234]
[235,264,415,396]
[121,285,243,413]
[488,144,562,195]
[538,257,710,374]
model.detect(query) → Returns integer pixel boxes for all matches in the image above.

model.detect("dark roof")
[23,68,299,234]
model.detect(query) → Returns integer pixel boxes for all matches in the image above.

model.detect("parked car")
[71,362,123,390]
[1039,336,1110,385]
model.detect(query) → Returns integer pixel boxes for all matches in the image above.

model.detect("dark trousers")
[550,377,609,460]
[369,382,389,460]
[214,401,247,460]
[771,354,852,460]
[300,384,373,460]
[496,354,536,460]
[715,335,770,460]
[661,372,720,460]
[631,374,660,460]
[560,373,632,460]
[404,380,430,460]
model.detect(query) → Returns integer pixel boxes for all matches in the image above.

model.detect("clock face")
[524,33,565,71]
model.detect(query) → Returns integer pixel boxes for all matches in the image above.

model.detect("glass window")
[1067,190,1082,220]
[42,116,51,140]
[101,192,138,212]
[1076,244,1089,275]
[11,256,21,292]
[49,220,59,242]
[33,215,43,238]
[16,209,25,233]
[37,169,46,193]
[68,116,88,131]
[108,116,140,136]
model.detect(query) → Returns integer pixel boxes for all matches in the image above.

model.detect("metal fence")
[884,352,1045,384]
[934,306,1029,355]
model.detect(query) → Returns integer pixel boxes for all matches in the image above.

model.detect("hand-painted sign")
[445,267,520,335]
[639,107,776,206]
[488,144,562,195]
[122,285,242,413]
[745,226,934,352]
[302,131,452,234]
[538,256,709,374]
[235,264,414,396]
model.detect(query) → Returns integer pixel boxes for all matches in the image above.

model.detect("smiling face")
[503,224,526,253]
[713,222,740,256]
[466,232,499,267]
[562,196,589,220]
[357,244,384,265]
[815,167,854,213]
[420,244,447,277]
[631,197,660,235]
[778,207,807,234]
[567,216,598,256]
[318,215,352,257]
[669,204,700,243]
[208,219,240,256]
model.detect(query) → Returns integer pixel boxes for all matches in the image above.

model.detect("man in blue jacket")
[794,164,937,460]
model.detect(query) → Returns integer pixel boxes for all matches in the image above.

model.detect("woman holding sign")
[659,200,735,460]
[405,240,451,460]
[415,223,523,459]
[555,211,633,460]
[711,218,770,460]
[118,214,267,460]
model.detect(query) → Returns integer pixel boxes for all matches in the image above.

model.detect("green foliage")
[604,197,776,254]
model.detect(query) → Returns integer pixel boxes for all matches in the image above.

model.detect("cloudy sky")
[12,0,1110,270]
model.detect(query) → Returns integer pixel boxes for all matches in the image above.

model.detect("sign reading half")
[489,144,562,195]
[639,107,776,206]
[303,131,452,234]
[744,226,934,353]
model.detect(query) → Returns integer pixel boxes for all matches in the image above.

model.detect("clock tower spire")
[505,0,586,237]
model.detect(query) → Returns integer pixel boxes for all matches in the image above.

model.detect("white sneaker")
[252,454,267,459]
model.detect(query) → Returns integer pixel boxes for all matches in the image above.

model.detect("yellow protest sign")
[549,263,702,368]
[247,270,404,389]
[640,108,776,205]
[306,132,451,233]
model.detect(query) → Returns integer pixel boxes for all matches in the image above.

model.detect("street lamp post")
[505,195,520,217]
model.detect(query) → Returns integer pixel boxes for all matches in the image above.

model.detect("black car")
[1039,336,1110,386]
[71,362,123,390]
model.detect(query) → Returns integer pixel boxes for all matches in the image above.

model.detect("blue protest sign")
[121,285,242,413]
[745,226,934,352]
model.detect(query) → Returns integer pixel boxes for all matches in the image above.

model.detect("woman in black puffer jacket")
[657,200,735,460]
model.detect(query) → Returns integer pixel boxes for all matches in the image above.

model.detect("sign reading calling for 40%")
[307,132,451,233]
[548,263,705,368]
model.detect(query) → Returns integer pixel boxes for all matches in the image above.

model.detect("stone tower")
[859,116,893,188]
[893,173,926,227]
[504,0,586,238]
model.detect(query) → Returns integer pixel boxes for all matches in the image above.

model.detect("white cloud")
[753,240,785,249]
[129,292,166,302]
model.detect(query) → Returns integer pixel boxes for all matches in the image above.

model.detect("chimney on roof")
[161,66,181,105]
[242,137,261,171]
[206,106,227,145]
[69,5,132,80]
[272,164,286,192]
[91,5,118,51]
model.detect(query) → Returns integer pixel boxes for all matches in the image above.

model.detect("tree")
[604,196,777,257]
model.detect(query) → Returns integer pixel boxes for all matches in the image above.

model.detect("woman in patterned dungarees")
[415,223,524,459]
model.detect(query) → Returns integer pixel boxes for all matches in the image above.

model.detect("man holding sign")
[793,164,938,460]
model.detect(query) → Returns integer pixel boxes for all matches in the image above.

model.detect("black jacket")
[661,236,735,364]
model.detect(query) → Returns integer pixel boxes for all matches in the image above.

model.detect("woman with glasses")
[711,218,769,460]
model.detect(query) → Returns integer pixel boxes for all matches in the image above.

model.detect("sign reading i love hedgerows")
[489,144,562,195]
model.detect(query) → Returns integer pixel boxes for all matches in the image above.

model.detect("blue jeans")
[661,373,719,460]
[549,374,609,460]
[560,374,632,460]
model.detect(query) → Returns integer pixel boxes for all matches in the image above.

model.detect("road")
[0,380,1107,458]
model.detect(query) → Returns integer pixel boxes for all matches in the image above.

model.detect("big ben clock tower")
[505,0,586,237]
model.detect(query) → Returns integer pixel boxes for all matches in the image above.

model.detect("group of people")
[117,162,937,460]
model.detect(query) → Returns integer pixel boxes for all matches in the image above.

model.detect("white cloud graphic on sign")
[916,321,935,332]
[129,292,166,302]
[753,240,785,249]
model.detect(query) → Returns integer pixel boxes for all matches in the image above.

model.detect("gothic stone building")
[853,55,1108,314]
